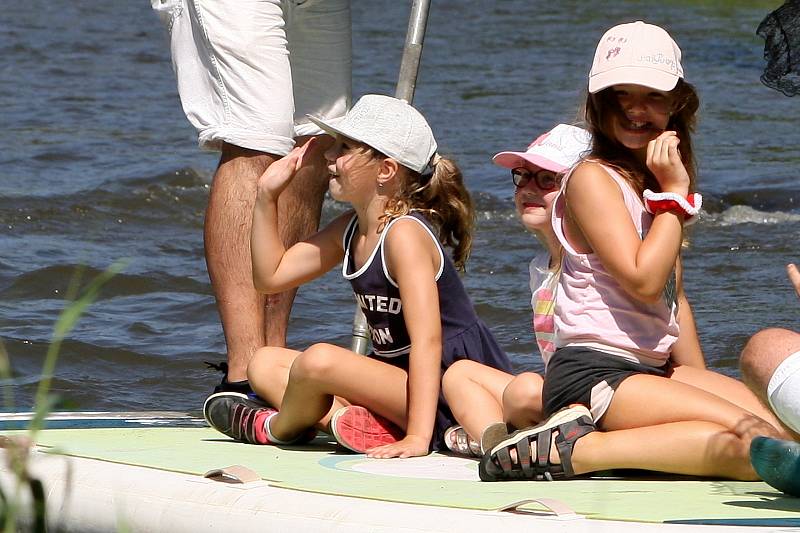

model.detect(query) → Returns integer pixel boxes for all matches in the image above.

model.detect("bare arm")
[367,219,442,458]
[250,138,346,293]
[669,257,706,369]
[788,263,800,298]
[565,132,690,303]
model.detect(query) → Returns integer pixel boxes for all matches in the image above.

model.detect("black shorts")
[542,346,671,421]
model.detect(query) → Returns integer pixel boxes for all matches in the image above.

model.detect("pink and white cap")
[492,124,591,173]
[589,21,684,94]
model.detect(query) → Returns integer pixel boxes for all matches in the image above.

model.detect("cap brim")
[589,66,680,93]
[492,151,568,173]
[306,115,355,141]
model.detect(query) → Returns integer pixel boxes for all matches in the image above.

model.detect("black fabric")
[542,346,670,419]
[206,361,256,397]
[758,0,800,96]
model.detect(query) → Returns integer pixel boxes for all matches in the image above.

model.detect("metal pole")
[350,0,432,354]
[395,0,432,104]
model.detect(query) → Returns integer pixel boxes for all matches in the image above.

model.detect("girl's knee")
[442,360,473,388]
[503,372,544,427]
[290,343,338,382]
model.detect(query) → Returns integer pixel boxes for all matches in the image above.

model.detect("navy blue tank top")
[342,212,487,357]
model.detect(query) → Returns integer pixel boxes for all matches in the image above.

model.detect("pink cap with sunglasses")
[493,124,591,173]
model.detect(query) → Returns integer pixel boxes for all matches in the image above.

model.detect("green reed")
[1,261,125,533]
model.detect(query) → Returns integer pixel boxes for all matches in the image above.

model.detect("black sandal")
[479,404,596,482]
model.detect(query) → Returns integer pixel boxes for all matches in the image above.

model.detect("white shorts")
[153,0,351,155]
[767,349,800,434]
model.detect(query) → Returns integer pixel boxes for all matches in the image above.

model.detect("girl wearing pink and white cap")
[441,124,591,456]
[479,22,792,482]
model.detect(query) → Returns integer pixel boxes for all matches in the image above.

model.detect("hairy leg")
[502,371,544,428]
[740,328,800,439]
[269,343,409,441]
[205,137,330,381]
[442,360,512,441]
[205,144,277,382]
[263,135,331,346]
[740,329,800,407]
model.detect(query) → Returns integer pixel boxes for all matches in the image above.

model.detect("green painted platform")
[12,426,800,525]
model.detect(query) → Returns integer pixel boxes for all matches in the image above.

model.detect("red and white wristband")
[643,189,703,225]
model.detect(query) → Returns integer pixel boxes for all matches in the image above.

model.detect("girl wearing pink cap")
[441,124,591,456]
[479,22,793,482]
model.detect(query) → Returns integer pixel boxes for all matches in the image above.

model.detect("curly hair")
[380,155,475,271]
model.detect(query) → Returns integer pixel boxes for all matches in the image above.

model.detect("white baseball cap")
[492,124,591,173]
[307,94,437,174]
[589,21,684,94]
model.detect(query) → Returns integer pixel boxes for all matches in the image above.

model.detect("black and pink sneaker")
[203,394,277,444]
[203,394,318,445]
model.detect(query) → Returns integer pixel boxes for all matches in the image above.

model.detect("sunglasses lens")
[512,168,529,187]
[536,171,558,190]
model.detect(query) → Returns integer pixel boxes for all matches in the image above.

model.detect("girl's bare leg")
[247,346,348,430]
[566,374,783,479]
[268,343,410,441]
[669,364,791,437]
[442,360,512,441]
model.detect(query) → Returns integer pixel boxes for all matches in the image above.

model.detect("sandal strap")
[517,432,533,475]
[553,416,595,478]
[480,407,596,482]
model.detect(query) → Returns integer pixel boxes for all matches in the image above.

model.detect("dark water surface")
[2,1,798,411]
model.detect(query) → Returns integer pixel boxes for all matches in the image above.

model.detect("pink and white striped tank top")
[529,253,558,365]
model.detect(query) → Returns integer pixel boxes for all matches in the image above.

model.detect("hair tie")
[430,153,442,167]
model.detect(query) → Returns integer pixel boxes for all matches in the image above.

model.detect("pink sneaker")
[330,406,404,453]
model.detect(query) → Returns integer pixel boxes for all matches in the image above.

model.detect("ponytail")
[383,155,475,271]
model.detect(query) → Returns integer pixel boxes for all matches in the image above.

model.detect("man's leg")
[262,135,331,347]
[204,145,274,383]
[205,136,329,383]
[740,327,800,436]
[156,0,349,390]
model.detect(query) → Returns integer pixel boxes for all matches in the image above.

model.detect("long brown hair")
[583,79,700,195]
[382,156,474,271]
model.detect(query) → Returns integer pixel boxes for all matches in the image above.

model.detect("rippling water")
[2,1,798,412]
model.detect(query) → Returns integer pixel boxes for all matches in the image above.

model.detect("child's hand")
[256,136,321,201]
[788,263,800,298]
[646,131,690,196]
[365,434,430,459]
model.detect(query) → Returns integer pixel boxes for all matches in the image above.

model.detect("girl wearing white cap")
[203,94,512,459]
[480,22,792,482]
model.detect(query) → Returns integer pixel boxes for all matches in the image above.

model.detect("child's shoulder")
[568,159,616,187]
[572,158,609,175]
[385,213,434,242]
